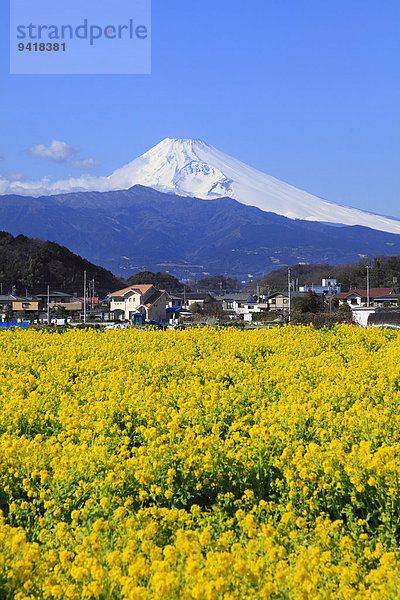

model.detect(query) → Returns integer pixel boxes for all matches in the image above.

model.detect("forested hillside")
[253,257,400,293]
[0,231,123,294]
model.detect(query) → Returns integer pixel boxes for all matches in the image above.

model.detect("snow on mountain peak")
[107,137,234,198]
[1,137,400,235]
[105,138,400,235]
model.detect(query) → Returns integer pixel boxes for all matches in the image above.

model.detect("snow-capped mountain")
[2,137,400,235]
[106,138,400,234]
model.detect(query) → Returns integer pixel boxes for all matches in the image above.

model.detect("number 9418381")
[18,42,66,51]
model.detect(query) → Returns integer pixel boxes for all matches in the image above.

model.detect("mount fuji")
[2,137,400,235]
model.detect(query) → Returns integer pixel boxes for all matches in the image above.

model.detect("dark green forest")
[0,232,122,294]
[126,271,183,291]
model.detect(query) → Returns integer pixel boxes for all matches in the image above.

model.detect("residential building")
[221,293,261,320]
[175,292,215,311]
[337,288,395,308]
[265,291,307,313]
[36,291,74,304]
[372,294,400,308]
[109,284,167,323]
[166,294,183,323]
[12,298,40,313]
[299,278,341,295]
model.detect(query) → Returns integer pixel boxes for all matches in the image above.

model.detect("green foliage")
[292,290,324,314]
[339,302,351,313]
[126,271,183,291]
[252,311,277,322]
[0,231,122,294]
[188,302,202,314]
[254,256,400,293]
[291,312,353,328]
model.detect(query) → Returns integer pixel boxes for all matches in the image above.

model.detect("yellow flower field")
[1,325,400,599]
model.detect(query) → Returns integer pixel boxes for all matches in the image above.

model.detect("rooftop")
[109,284,154,297]
[337,288,395,299]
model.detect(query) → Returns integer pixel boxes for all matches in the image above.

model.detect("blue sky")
[0,0,399,216]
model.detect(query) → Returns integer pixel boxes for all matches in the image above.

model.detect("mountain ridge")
[1,138,400,235]
[2,185,400,281]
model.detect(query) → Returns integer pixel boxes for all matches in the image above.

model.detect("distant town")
[2,270,400,330]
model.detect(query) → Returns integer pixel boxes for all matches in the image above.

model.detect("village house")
[109,284,167,323]
[36,291,74,304]
[35,291,84,320]
[175,292,215,311]
[337,288,395,308]
[12,297,41,314]
[166,293,184,323]
[1,294,34,321]
[221,293,261,321]
[299,278,341,295]
[372,293,400,308]
[265,291,307,313]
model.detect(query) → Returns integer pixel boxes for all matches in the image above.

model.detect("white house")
[166,293,183,323]
[109,284,167,323]
[337,288,395,308]
[221,293,261,320]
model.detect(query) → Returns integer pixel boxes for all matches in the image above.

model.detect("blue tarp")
[0,322,30,328]
[166,307,182,313]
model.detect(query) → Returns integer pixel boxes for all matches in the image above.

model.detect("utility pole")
[288,267,291,324]
[366,265,370,308]
[47,285,50,325]
[91,278,95,310]
[83,270,87,323]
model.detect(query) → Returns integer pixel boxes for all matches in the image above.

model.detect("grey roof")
[267,291,308,299]
[222,293,256,302]
[176,292,215,301]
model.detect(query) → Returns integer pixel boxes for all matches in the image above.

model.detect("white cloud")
[0,173,109,197]
[29,139,80,162]
[71,158,101,170]
[6,172,26,182]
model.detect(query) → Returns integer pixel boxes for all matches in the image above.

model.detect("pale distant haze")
[0,1,399,217]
